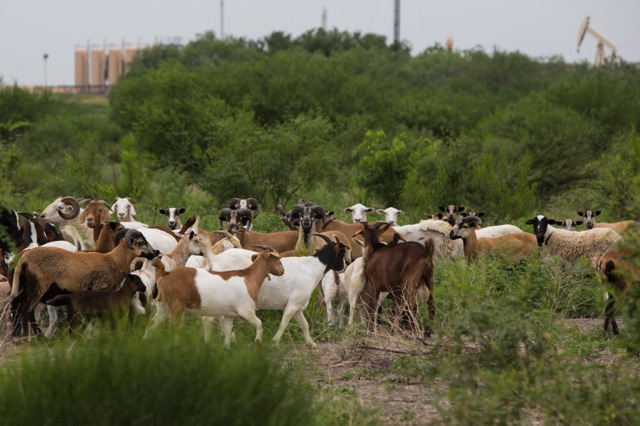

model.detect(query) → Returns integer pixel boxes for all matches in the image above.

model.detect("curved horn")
[98,200,112,210]
[17,211,35,220]
[59,197,81,220]
[309,233,332,244]
[213,230,234,239]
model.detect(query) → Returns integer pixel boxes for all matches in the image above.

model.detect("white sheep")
[375,207,404,226]
[344,203,374,223]
[40,196,94,245]
[527,215,623,269]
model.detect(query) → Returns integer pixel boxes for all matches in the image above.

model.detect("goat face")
[577,210,600,229]
[112,197,137,221]
[160,208,185,230]
[83,200,112,228]
[526,215,560,246]
[376,207,404,226]
[345,203,374,224]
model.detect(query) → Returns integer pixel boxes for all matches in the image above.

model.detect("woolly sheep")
[527,215,622,269]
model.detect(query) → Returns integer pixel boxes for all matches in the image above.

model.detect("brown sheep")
[449,216,537,264]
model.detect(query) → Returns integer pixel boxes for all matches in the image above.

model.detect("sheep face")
[439,205,465,225]
[561,219,583,231]
[577,210,601,229]
[112,197,137,222]
[449,216,482,240]
[125,230,156,259]
[345,203,374,224]
[526,215,560,246]
[41,197,81,223]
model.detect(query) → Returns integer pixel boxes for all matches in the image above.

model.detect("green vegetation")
[2,28,640,424]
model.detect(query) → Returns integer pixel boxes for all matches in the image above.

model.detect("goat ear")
[577,211,584,216]
[365,207,374,213]
[159,209,167,214]
[344,208,353,213]
[398,210,404,216]
[457,206,465,212]
[438,206,445,212]
[375,209,386,215]
[178,208,186,214]
[477,212,485,217]
[548,219,559,225]
[526,219,534,225]
[189,231,195,240]
[595,211,601,216]
[460,213,468,217]
[251,254,258,262]
[576,221,583,225]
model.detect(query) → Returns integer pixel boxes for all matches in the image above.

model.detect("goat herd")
[0,197,637,346]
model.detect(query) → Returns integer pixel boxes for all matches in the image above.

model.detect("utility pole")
[393,0,400,43]
[43,53,49,87]
[220,0,225,39]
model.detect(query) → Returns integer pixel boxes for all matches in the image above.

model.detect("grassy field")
[1,249,639,425]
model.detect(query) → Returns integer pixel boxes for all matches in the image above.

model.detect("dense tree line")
[2,28,640,224]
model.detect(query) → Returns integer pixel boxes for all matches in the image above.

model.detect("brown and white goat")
[10,229,156,337]
[449,216,537,264]
[148,249,285,347]
[360,222,435,337]
[45,272,147,335]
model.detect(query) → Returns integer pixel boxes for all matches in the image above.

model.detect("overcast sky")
[1,0,638,87]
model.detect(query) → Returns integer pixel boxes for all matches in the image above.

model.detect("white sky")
[1,0,638,87]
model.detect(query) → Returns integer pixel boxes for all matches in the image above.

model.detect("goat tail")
[45,294,71,307]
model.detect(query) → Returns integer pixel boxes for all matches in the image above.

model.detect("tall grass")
[0,326,320,426]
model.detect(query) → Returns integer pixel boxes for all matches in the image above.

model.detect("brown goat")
[599,246,640,337]
[10,229,156,337]
[360,222,435,337]
[45,272,147,335]
[322,220,398,259]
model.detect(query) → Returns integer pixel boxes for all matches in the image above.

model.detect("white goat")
[375,207,404,226]
[111,197,138,222]
[345,203,374,223]
[207,236,348,347]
